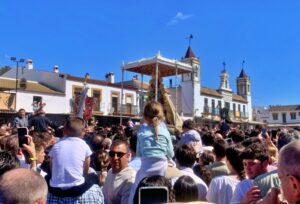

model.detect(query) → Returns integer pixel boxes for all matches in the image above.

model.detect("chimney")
[53,65,59,73]
[132,75,138,80]
[105,72,114,83]
[26,59,33,69]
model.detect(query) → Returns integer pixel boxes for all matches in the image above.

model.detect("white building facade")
[267,105,300,128]
[1,64,139,117]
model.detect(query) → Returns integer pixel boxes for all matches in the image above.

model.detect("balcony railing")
[202,106,249,119]
[92,103,139,115]
[71,99,139,116]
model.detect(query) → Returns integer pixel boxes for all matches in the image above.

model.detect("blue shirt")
[137,123,174,159]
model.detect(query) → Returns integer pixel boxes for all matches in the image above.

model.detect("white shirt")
[230,179,253,204]
[207,175,240,204]
[102,166,136,204]
[49,136,92,188]
[178,167,208,201]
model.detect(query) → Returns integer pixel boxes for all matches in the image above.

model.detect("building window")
[243,105,246,113]
[299,112,300,116]
[125,94,133,114]
[218,100,222,108]
[204,98,208,106]
[211,99,215,114]
[211,99,215,108]
[33,96,42,104]
[238,104,241,112]
[72,85,83,98]
[204,98,209,113]
[92,89,101,112]
[291,112,296,120]
[111,92,120,113]
[233,103,236,116]
[195,66,199,79]
[225,102,230,109]
[272,113,278,120]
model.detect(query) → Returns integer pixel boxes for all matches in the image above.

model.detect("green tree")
[0,66,11,76]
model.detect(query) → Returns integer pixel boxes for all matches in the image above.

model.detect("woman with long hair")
[206,144,245,204]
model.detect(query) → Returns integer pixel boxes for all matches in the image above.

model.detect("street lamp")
[10,57,25,110]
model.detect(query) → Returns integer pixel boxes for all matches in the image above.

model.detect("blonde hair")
[143,101,165,143]
[266,138,278,163]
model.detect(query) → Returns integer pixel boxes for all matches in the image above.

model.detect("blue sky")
[1,1,299,106]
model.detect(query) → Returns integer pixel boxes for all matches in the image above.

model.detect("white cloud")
[168,12,193,25]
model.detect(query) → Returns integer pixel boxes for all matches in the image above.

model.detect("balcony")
[107,103,139,116]
[71,98,139,116]
[202,106,248,120]
[91,102,139,116]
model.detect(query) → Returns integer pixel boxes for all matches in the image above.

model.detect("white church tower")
[236,68,252,120]
[219,64,232,92]
[181,46,202,117]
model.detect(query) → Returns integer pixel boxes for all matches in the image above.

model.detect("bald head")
[279,140,300,177]
[0,168,48,204]
[278,140,300,204]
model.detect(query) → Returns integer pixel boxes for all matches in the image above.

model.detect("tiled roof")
[66,75,138,91]
[201,86,247,103]
[201,87,222,98]
[0,77,64,95]
[269,105,300,112]
[232,94,248,103]
[184,46,196,58]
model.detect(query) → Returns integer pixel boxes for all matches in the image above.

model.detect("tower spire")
[187,34,193,46]
[222,61,226,72]
[242,60,245,69]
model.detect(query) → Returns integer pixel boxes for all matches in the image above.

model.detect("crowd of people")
[0,102,300,204]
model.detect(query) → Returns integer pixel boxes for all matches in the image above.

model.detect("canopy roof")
[122,53,193,77]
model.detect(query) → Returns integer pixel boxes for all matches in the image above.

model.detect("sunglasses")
[108,151,127,158]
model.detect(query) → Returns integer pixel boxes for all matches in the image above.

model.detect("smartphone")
[225,138,233,145]
[139,186,169,204]
[18,127,28,147]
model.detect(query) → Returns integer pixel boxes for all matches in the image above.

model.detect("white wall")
[16,92,66,114]
[199,95,249,118]
[268,111,300,124]
[181,82,195,117]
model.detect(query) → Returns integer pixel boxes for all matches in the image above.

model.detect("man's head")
[64,117,86,137]
[278,140,300,204]
[0,168,48,204]
[0,150,20,176]
[32,136,46,165]
[213,138,227,160]
[228,130,245,144]
[182,119,195,131]
[109,139,131,174]
[18,109,26,118]
[240,143,269,179]
[277,129,300,150]
[175,144,196,168]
